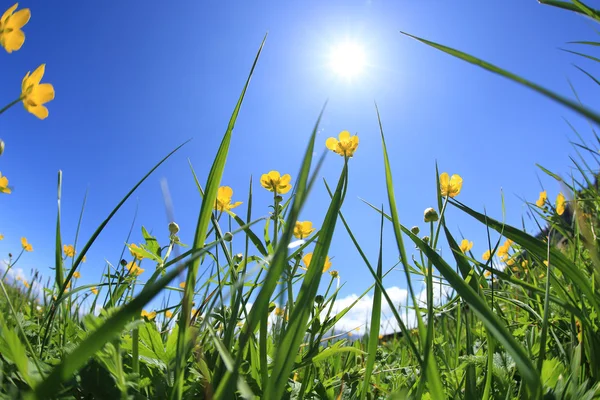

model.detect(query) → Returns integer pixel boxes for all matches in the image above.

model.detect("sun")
[329,42,366,78]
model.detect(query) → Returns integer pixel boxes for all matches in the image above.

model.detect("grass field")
[3,1,600,399]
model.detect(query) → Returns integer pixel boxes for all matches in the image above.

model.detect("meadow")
[2,1,600,399]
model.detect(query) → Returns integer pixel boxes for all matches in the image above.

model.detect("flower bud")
[421,236,430,244]
[234,253,243,262]
[0,139,4,156]
[224,232,233,242]
[410,226,420,235]
[169,222,180,235]
[329,270,339,278]
[423,208,439,223]
[315,295,324,304]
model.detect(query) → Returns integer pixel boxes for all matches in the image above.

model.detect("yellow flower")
[536,190,547,208]
[141,310,156,320]
[348,332,353,337]
[506,258,515,266]
[556,192,566,216]
[0,3,30,53]
[91,287,98,295]
[378,334,384,340]
[293,221,315,239]
[165,310,173,318]
[0,172,11,194]
[21,64,55,120]
[23,280,30,289]
[63,244,75,258]
[325,130,359,157]
[301,252,332,273]
[21,237,32,252]
[521,260,529,269]
[82,255,87,263]
[439,173,463,198]
[329,270,339,279]
[484,271,491,278]
[191,308,197,317]
[214,186,243,212]
[482,250,491,261]
[274,307,285,316]
[0,234,3,240]
[126,261,144,276]
[73,271,80,279]
[179,282,186,289]
[128,243,144,260]
[497,240,512,258]
[260,171,292,195]
[543,260,549,267]
[459,239,473,253]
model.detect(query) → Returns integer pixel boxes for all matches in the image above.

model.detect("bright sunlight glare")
[329,42,366,78]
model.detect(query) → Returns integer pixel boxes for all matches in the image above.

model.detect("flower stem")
[0,97,23,117]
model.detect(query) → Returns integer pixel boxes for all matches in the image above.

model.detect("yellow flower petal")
[32,83,55,104]
[1,4,18,23]
[91,287,98,295]
[338,130,351,141]
[482,250,491,261]
[2,29,24,53]
[556,192,566,216]
[5,8,30,30]
[325,137,338,151]
[27,104,49,120]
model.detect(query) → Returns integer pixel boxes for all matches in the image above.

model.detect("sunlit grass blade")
[375,104,444,399]
[267,160,346,400]
[171,34,267,399]
[400,31,600,126]
[213,104,326,400]
[361,209,384,399]
[55,171,64,291]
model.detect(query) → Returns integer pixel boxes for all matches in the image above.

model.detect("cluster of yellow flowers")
[0,3,55,196]
[536,190,566,216]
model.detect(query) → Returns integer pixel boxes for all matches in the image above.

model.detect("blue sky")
[1,0,598,313]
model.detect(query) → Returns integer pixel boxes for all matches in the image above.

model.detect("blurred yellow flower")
[484,271,491,278]
[0,234,3,240]
[141,310,156,320]
[91,287,98,295]
[0,172,11,194]
[73,271,80,279]
[543,260,549,267]
[274,307,285,316]
[179,282,186,289]
[129,243,144,261]
[214,186,243,212]
[536,190,547,208]
[82,255,87,263]
[0,3,30,53]
[459,239,473,253]
[23,280,30,289]
[191,308,197,317]
[378,334,383,340]
[260,171,292,195]
[482,250,491,261]
[301,252,332,273]
[521,260,529,269]
[497,240,512,258]
[21,64,55,120]
[63,244,75,258]
[439,173,463,198]
[556,192,566,216]
[325,130,359,157]
[293,221,315,239]
[329,270,339,279]
[126,261,144,276]
[21,237,32,252]
[165,310,173,318]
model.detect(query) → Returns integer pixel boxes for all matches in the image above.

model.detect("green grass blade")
[375,104,445,400]
[361,209,384,399]
[55,171,64,291]
[172,35,267,399]
[400,31,600,126]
